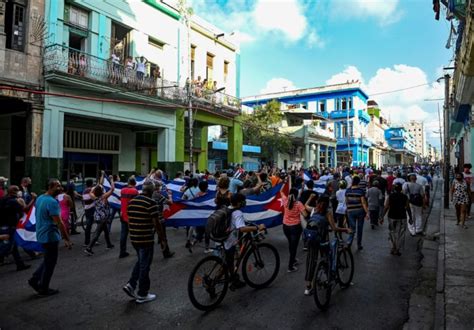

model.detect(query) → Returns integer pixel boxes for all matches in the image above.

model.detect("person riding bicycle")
[303,195,351,296]
[224,193,265,290]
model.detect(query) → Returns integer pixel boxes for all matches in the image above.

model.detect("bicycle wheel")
[80,213,87,231]
[313,261,331,310]
[336,248,354,288]
[188,255,229,311]
[242,243,280,289]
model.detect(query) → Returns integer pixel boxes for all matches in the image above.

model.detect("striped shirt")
[345,187,365,213]
[127,195,158,248]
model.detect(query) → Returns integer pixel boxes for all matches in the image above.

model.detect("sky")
[189,0,456,149]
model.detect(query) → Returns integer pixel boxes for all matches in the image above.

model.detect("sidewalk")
[442,203,474,329]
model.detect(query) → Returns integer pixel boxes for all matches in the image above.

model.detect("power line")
[370,83,431,97]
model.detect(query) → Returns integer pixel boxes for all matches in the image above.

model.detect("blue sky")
[191,0,456,149]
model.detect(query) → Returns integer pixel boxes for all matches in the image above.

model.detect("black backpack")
[407,185,423,207]
[304,211,329,243]
[206,206,235,242]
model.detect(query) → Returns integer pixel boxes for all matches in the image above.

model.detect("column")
[304,143,310,168]
[228,120,243,165]
[325,145,329,167]
[332,146,337,168]
[158,110,183,175]
[26,103,44,158]
[315,143,320,169]
[308,144,314,166]
[197,126,208,171]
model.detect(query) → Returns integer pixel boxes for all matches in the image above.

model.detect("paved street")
[0,196,435,329]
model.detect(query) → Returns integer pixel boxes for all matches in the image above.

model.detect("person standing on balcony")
[194,76,202,97]
[78,54,87,77]
[135,56,148,82]
[124,56,135,85]
[111,51,121,84]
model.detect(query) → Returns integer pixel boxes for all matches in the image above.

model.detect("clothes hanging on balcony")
[433,0,440,20]
[446,0,455,20]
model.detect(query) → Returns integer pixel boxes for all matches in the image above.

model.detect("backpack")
[304,210,328,243]
[206,206,236,242]
[407,184,423,207]
[94,199,110,223]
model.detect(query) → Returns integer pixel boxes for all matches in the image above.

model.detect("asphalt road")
[0,198,427,330]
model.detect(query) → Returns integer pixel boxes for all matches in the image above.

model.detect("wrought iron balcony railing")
[43,44,241,113]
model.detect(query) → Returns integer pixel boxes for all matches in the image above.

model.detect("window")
[319,100,326,112]
[348,97,353,109]
[335,99,341,111]
[111,22,132,58]
[148,37,165,50]
[342,98,347,110]
[191,45,196,80]
[206,52,214,81]
[5,0,27,51]
[224,60,229,83]
[66,5,89,29]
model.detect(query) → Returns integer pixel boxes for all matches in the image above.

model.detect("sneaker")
[304,288,314,296]
[204,248,213,254]
[287,266,298,273]
[16,264,31,272]
[84,248,94,256]
[229,279,246,291]
[163,251,175,259]
[106,245,115,249]
[136,293,157,304]
[119,252,130,259]
[38,288,59,296]
[28,278,40,293]
[123,283,137,299]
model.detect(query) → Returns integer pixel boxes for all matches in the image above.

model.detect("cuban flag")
[15,206,44,252]
[302,170,327,194]
[164,183,285,228]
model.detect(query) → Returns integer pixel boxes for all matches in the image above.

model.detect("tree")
[241,100,293,162]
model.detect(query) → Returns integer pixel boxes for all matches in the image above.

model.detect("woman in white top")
[335,180,348,227]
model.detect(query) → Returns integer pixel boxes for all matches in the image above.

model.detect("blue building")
[207,141,261,172]
[242,82,372,167]
[385,127,417,164]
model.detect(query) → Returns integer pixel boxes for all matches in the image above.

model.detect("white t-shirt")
[393,178,406,186]
[344,175,353,189]
[111,53,120,65]
[416,174,428,187]
[224,209,245,250]
[136,61,146,73]
[335,189,347,214]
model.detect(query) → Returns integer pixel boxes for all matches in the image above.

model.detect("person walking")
[151,181,175,258]
[0,185,30,271]
[281,183,308,273]
[403,173,425,236]
[119,176,139,258]
[382,183,412,256]
[366,180,383,230]
[122,184,161,304]
[28,179,72,296]
[57,187,73,233]
[451,172,470,229]
[84,173,115,255]
[345,176,369,250]
[335,180,348,228]
[82,179,96,246]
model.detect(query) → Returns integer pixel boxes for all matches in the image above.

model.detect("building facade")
[404,120,426,161]
[32,0,242,186]
[367,100,391,168]
[242,82,371,168]
[0,0,45,188]
[385,127,417,164]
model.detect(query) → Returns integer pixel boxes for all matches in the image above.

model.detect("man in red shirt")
[119,177,139,258]
[386,169,395,194]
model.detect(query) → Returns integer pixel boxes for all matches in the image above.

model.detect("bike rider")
[224,193,265,290]
[303,195,351,296]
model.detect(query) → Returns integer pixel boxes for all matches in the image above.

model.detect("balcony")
[358,109,371,123]
[330,109,355,119]
[306,124,335,140]
[43,44,241,115]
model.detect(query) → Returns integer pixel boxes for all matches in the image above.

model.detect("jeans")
[128,245,154,297]
[7,227,26,268]
[283,224,302,269]
[347,209,366,247]
[84,207,95,245]
[225,246,237,280]
[88,219,113,249]
[108,208,121,233]
[369,208,380,226]
[120,220,129,255]
[31,241,59,291]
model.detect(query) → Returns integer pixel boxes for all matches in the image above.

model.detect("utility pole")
[443,74,450,209]
[437,103,443,161]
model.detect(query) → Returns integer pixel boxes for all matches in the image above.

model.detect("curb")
[434,179,446,330]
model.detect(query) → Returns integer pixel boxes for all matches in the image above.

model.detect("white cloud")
[331,0,402,25]
[189,0,317,45]
[260,78,297,94]
[326,65,364,85]
[253,0,307,40]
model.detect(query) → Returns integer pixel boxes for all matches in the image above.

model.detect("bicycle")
[187,226,280,311]
[313,235,354,310]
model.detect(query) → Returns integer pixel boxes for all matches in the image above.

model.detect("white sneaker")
[136,293,157,304]
[204,248,213,254]
[122,283,136,299]
[304,288,313,296]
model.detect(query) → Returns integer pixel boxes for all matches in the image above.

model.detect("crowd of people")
[2,161,473,303]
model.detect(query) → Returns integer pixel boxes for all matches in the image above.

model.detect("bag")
[407,185,423,207]
[336,201,347,214]
[94,199,110,223]
[206,207,235,242]
[303,211,328,242]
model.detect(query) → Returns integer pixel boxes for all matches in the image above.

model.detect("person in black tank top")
[215,176,231,208]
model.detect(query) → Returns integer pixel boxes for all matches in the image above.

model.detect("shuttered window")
[5,1,27,51]
[64,128,121,154]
